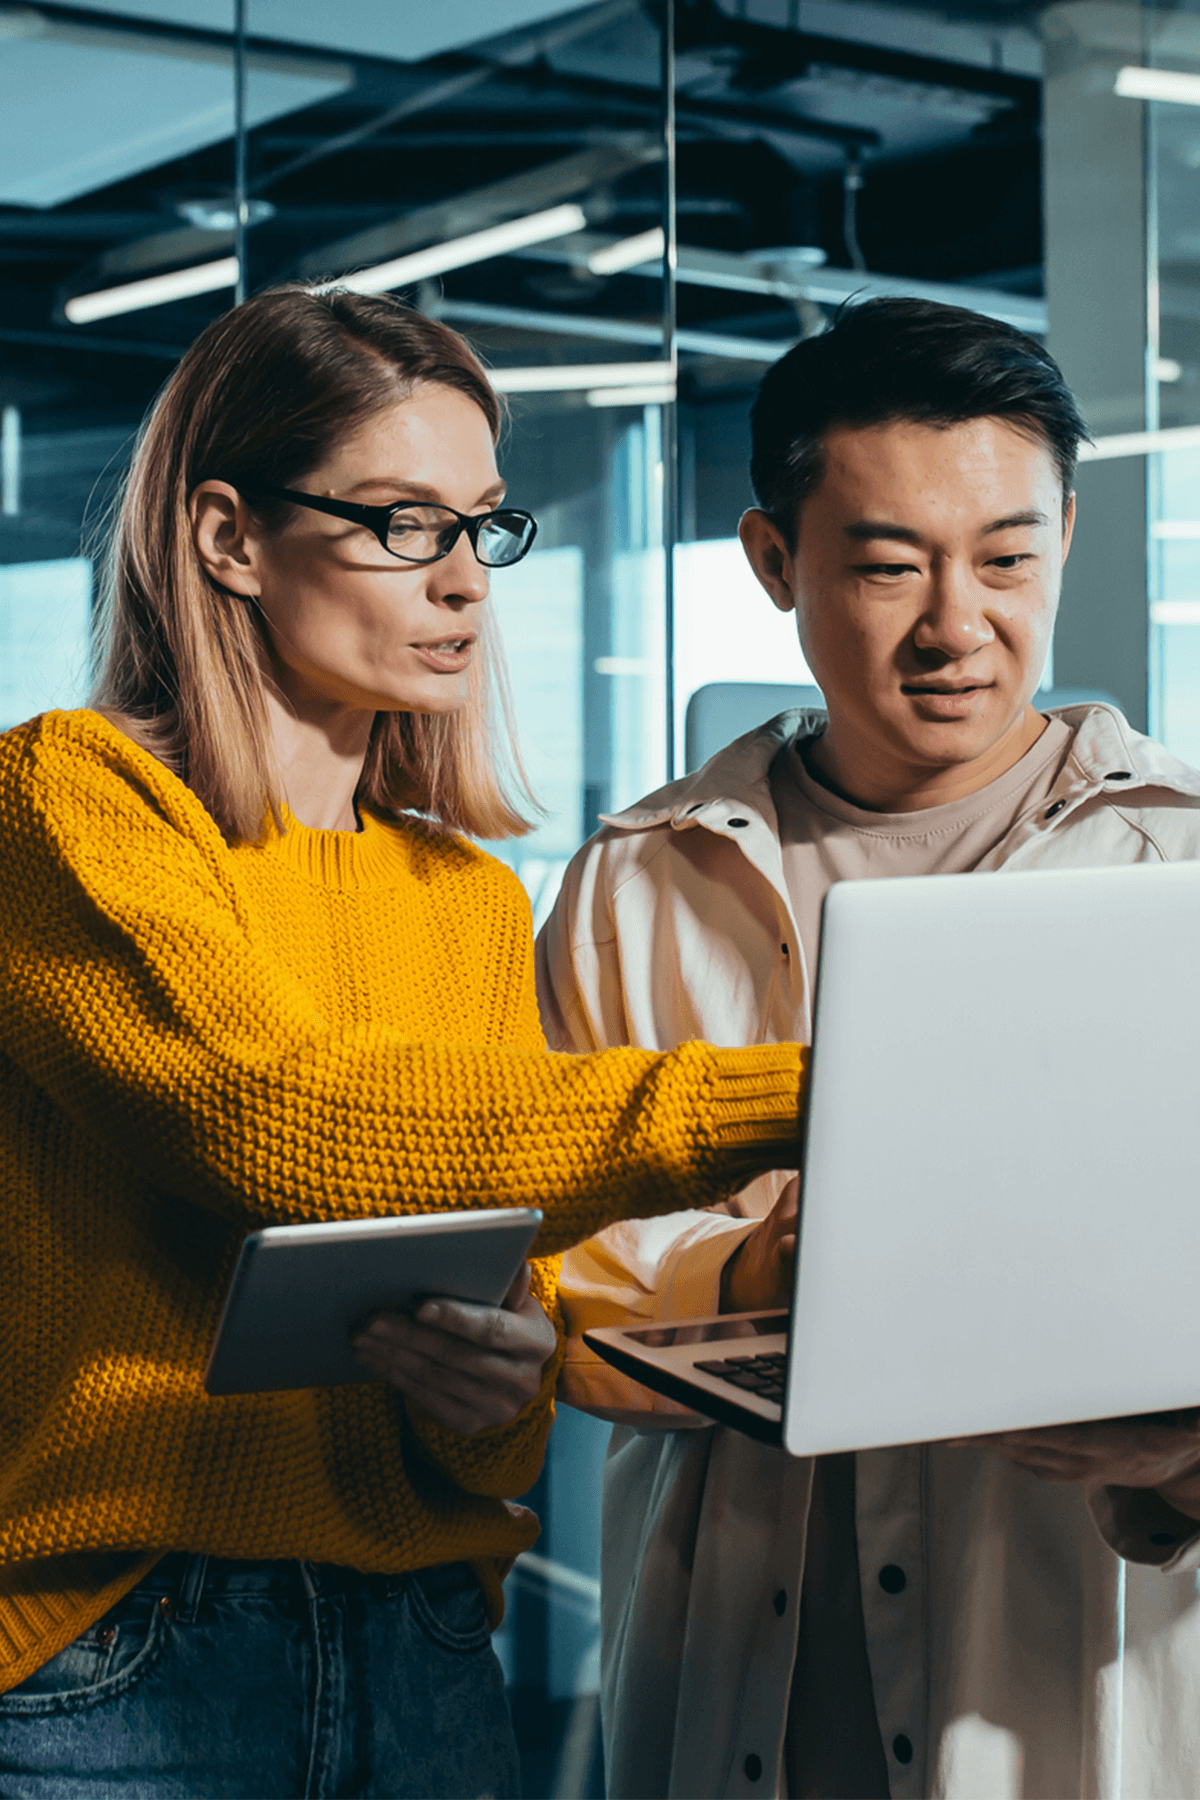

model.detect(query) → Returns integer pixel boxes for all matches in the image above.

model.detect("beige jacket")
[537,705,1200,1800]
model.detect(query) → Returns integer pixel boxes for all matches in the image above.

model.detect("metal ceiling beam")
[517,232,1047,333]
[0,323,185,358]
[431,296,793,362]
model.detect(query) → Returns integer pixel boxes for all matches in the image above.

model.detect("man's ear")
[738,508,797,614]
[189,479,262,600]
[1061,490,1076,565]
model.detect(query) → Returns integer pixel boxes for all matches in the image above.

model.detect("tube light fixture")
[1114,65,1200,105]
[1153,520,1200,538]
[586,382,677,407]
[490,360,675,394]
[1151,600,1200,625]
[1079,424,1200,460]
[331,204,588,297]
[65,255,239,324]
[587,227,666,276]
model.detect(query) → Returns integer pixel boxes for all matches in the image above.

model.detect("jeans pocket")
[0,1598,164,1715]
[405,1566,491,1655]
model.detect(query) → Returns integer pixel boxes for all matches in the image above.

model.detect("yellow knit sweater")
[0,709,806,1691]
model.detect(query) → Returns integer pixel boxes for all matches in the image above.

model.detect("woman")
[0,287,805,1798]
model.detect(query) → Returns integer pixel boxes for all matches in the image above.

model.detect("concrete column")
[1042,2,1150,727]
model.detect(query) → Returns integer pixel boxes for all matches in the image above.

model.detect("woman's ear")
[738,508,797,614]
[189,480,261,599]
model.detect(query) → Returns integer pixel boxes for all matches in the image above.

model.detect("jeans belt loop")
[176,1553,210,1625]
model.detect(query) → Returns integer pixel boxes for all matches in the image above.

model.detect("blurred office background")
[2,0,1198,1789]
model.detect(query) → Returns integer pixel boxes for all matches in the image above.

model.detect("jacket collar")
[600,703,1200,838]
[600,709,821,834]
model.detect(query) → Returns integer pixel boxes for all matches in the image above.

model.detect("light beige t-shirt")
[770,715,1075,1800]
[774,715,1074,988]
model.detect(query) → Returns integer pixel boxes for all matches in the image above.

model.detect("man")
[536,299,1200,1800]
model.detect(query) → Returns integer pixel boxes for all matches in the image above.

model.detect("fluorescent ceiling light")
[587,227,666,276]
[64,254,238,323]
[1154,519,1200,537]
[490,360,675,394]
[1115,65,1200,105]
[586,382,677,407]
[333,204,587,297]
[1154,357,1184,382]
[1079,424,1200,461]
[177,197,275,232]
[1151,600,1200,625]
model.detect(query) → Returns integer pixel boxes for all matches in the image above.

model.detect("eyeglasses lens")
[386,506,458,562]
[385,506,533,567]
[476,512,534,567]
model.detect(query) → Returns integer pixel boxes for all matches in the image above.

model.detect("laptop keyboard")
[694,1351,788,1403]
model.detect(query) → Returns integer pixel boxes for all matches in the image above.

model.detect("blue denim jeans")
[0,1553,520,1799]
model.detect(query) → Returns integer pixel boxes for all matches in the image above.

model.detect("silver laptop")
[585,860,1200,1456]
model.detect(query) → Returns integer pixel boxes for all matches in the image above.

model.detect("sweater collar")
[256,805,422,888]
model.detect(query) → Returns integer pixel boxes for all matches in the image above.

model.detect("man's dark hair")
[749,297,1090,540]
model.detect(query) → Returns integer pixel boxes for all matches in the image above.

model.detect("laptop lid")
[784,859,1200,1457]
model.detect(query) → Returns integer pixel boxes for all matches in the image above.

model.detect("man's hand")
[720,1176,800,1313]
[953,1411,1200,1519]
[351,1263,558,1436]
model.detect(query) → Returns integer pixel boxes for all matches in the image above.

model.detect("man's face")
[740,417,1075,800]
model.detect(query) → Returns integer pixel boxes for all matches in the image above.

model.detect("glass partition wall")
[1145,7,1200,765]
[1043,0,1200,756]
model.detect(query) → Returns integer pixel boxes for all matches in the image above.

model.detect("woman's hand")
[720,1175,800,1312]
[351,1263,558,1435]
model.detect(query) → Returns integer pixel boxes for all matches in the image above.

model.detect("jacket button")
[727,817,749,828]
[1044,799,1066,820]
[1106,771,1133,781]
[95,1624,116,1647]
[892,1734,914,1764]
[773,1588,787,1615]
[744,1753,763,1781]
[878,1564,906,1594]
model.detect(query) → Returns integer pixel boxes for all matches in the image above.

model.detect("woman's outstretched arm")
[2,713,805,1261]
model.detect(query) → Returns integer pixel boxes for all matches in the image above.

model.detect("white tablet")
[204,1207,544,1395]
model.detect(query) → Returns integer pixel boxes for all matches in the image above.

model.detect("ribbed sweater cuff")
[707,1044,807,1179]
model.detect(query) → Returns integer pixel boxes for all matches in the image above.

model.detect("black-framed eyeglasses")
[249,483,538,568]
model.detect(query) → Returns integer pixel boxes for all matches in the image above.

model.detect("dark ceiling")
[0,0,1046,436]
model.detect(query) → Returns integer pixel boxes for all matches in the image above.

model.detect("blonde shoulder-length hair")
[91,284,534,843]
